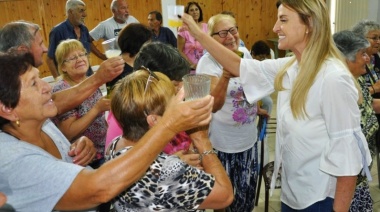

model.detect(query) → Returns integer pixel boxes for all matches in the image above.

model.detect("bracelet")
[372,85,376,93]
[199,149,217,161]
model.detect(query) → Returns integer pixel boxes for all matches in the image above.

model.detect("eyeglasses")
[139,66,159,117]
[366,37,380,41]
[139,66,159,95]
[63,52,88,64]
[211,26,238,38]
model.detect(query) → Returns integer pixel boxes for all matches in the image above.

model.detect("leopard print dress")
[106,136,215,211]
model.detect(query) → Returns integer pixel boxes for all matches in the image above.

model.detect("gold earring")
[15,120,20,127]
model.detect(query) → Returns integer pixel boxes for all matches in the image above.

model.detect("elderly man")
[46,0,93,78]
[148,10,177,47]
[0,20,124,168]
[90,0,139,60]
[0,20,124,116]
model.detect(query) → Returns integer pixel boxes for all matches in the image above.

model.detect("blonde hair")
[55,39,87,81]
[111,70,175,141]
[207,14,236,36]
[274,0,355,119]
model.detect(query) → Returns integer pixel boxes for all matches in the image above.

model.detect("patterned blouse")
[52,79,107,160]
[358,76,378,158]
[106,136,215,211]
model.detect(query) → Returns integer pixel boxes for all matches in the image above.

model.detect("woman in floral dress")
[53,39,109,169]
[196,14,267,212]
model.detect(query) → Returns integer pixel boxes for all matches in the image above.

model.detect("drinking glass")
[182,74,211,101]
[167,5,184,27]
[102,38,121,58]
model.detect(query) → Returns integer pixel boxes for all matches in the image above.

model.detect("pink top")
[178,23,208,65]
[105,111,192,155]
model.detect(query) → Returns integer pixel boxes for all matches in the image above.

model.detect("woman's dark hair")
[251,40,271,56]
[185,2,203,22]
[0,53,34,128]
[134,42,190,81]
[117,23,152,57]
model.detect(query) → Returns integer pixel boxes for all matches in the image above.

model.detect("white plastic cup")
[167,5,185,27]
[102,38,121,58]
[182,74,211,101]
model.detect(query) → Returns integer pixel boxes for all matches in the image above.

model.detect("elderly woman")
[177,1,208,70]
[333,30,380,212]
[0,53,213,211]
[180,0,372,211]
[352,20,380,160]
[107,69,233,210]
[196,14,267,212]
[53,39,109,169]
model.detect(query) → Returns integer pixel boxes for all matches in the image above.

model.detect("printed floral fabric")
[52,79,107,159]
[230,80,257,126]
[358,76,378,158]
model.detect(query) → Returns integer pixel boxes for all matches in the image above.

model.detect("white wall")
[368,0,380,22]
[161,0,177,37]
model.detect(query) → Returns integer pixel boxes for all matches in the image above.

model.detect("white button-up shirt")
[240,57,371,209]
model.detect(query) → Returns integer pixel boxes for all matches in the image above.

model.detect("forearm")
[196,33,241,76]
[90,43,107,60]
[194,137,233,209]
[372,99,380,113]
[53,76,103,115]
[59,108,102,141]
[56,122,177,210]
[210,76,229,113]
[333,175,357,212]
[46,57,59,79]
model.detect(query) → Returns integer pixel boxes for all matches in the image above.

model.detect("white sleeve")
[319,70,372,176]
[89,23,105,41]
[196,53,223,77]
[239,58,289,103]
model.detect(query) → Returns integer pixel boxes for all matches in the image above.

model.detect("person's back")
[106,70,233,211]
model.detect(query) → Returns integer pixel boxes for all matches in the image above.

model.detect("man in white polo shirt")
[90,0,139,60]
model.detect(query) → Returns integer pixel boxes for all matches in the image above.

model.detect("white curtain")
[329,0,369,33]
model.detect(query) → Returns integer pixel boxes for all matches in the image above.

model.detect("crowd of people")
[0,0,379,211]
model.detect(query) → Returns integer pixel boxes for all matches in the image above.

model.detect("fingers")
[180,153,201,167]
[70,137,96,166]
[74,149,96,166]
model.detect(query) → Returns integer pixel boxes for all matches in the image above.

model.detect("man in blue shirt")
[148,11,177,47]
[46,0,92,78]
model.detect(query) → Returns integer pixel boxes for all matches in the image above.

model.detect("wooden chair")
[255,116,281,212]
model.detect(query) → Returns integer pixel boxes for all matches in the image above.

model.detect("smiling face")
[366,30,380,55]
[14,66,57,123]
[347,49,370,78]
[61,49,89,83]
[273,4,309,55]
[188,4,200,22]
[212,19,239,52]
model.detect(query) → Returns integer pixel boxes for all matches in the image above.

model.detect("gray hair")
[333,30,370,62]
[352,19,380,37]
[66,0,85,16]
[111,0,118,11]
[0,21,40,52]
